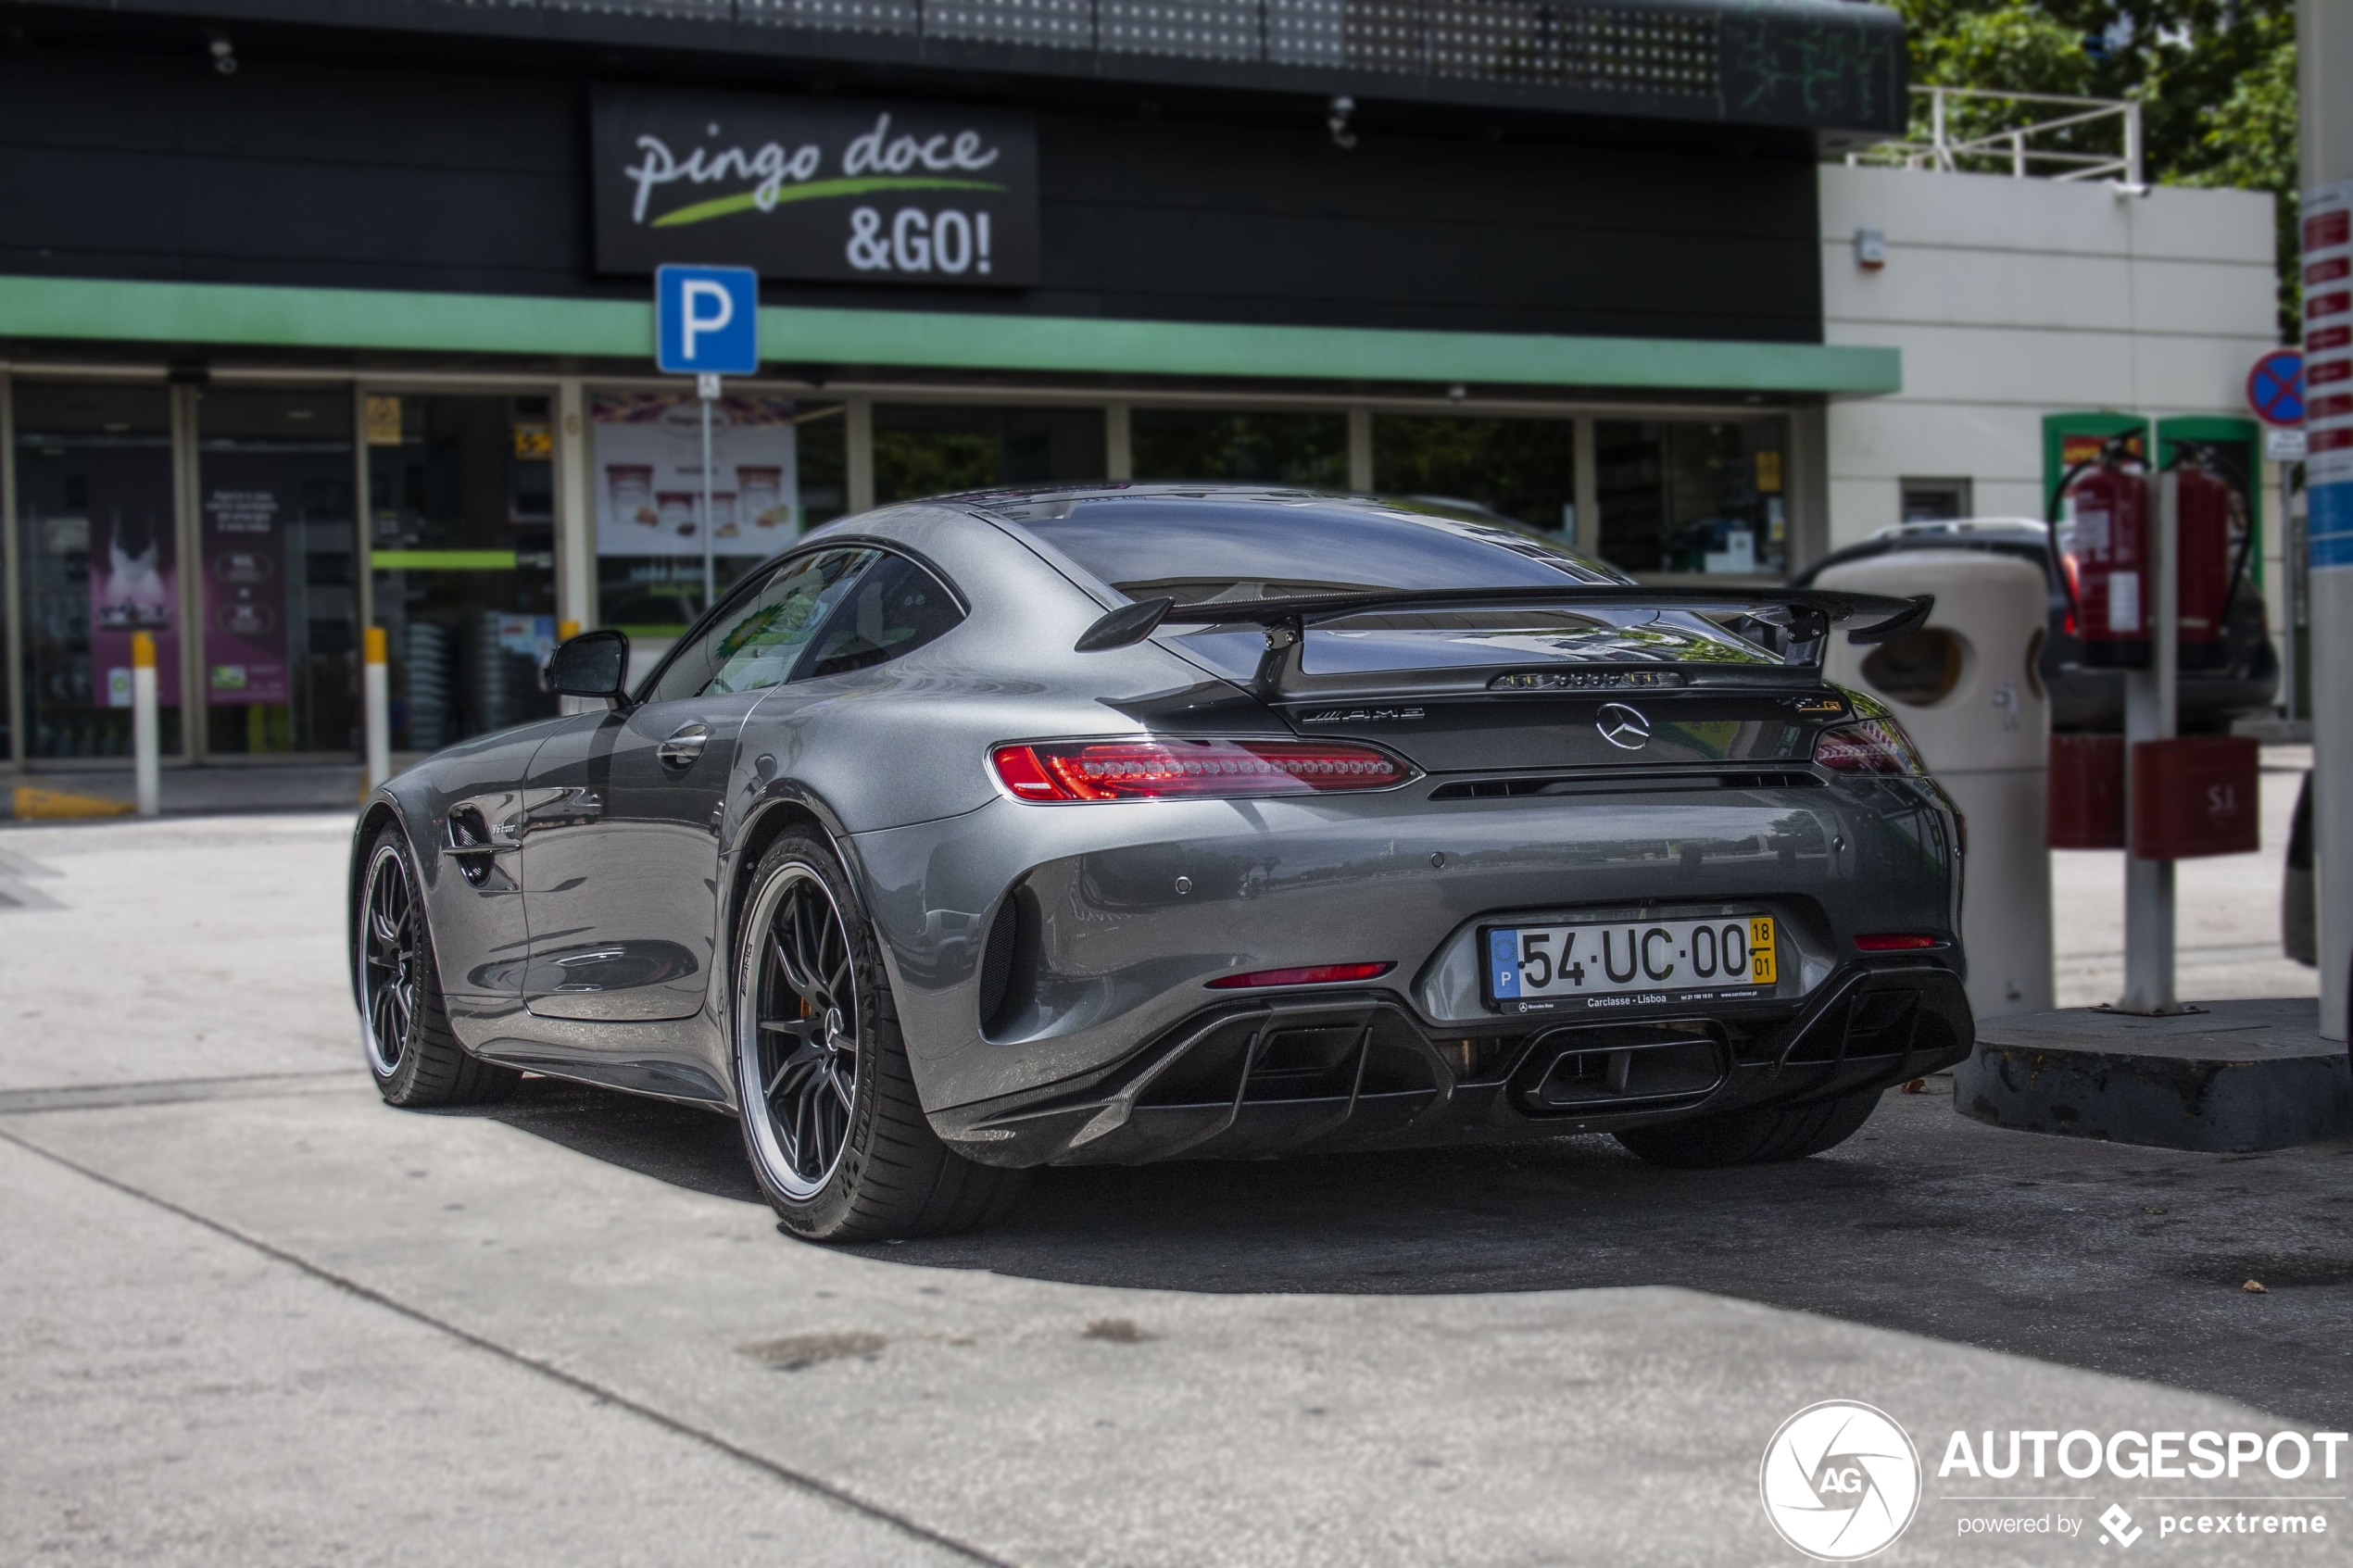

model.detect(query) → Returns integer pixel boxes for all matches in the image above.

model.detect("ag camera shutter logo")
[1760,1401,1922,1561]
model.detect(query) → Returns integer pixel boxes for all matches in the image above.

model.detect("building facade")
[0,0,2274,784]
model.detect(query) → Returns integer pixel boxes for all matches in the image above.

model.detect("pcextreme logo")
[1760,1401,1924,1561]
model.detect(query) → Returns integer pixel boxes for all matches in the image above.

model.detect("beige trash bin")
[1816,550,2053,1020]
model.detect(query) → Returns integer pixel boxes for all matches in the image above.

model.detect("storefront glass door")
[872,404,1101,506]
[11,382,182,761]
[594,390,848,635]
[1131,409,1345,486]
[1371,414,1579,534]
[195,387,359,755]
[367,392,560,752]
[1596,418,1789,578]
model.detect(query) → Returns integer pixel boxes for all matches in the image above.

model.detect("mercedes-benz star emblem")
[1595,702,1652,750]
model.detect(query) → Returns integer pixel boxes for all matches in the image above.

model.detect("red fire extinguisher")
[2055,439,2153,669]
[2170,445,2249,672]
[2052,438,2247,671]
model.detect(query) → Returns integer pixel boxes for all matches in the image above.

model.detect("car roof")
[1869,517,2048,541]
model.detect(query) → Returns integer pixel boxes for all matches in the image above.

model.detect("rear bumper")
[930,960,1972,1167]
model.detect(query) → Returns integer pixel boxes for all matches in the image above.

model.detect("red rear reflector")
[991,737,1411,801]
[1855,934,1938,951]
[1206,961,1395,990]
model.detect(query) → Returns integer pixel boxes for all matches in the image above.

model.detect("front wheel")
[355,825,520,1108]
[1613,1088,1881,1169]
[734,833,1026,1242]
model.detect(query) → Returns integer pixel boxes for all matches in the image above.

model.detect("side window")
[642,548,877,704]
[795,553,966,681]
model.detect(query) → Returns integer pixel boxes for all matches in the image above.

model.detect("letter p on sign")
[655,264,760,375]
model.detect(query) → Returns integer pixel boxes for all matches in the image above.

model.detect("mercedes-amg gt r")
[349,486,1972,1241]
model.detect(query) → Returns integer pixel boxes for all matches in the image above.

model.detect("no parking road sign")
[655,263,760,375]
[2246,348,2305,428]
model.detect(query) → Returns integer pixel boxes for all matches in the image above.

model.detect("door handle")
[658,721,711,768]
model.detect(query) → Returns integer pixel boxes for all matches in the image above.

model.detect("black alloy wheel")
[735,831,1026,1241]
[354,824,519,1108]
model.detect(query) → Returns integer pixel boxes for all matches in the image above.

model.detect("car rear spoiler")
[1073,585,1933,697]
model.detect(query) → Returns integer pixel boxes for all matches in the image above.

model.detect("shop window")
[1901,477,1972,522]
[1371,414,1578,533]
[368,393,560,752]
[873,404,1104,506]
[195,387,358,756]
[1131,409,1345,488]
[1596,419,1788,578]
[592,392,847,635]
[11,383,182,761]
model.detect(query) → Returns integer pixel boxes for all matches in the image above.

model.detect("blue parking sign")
[654,264,760,375]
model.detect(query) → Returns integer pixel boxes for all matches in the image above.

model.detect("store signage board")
[2246,348,2305,428]
[655,265,760,375]
[594,88,1040,287]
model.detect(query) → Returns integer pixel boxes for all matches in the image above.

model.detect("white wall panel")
[1818,162,2280,561]
[1820,165,2273,264]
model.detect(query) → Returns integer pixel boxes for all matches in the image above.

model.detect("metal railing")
[1843,85,2144,189]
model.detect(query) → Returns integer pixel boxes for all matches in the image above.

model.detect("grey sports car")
[349,486,1973,1242]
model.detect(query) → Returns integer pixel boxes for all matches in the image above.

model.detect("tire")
[355,825,522,1109]
[733,831,1027,1242]
[1613,1088,1881,1170]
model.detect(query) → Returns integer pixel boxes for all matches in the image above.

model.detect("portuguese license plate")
[1486,915,1778,1011]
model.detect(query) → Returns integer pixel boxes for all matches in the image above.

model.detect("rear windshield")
[998,493,1625,602]
[995,490,1778,673]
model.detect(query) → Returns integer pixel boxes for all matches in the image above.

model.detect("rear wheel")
[355,826,520,1108]
[1614,1088,1881,1169]
[734,832,1026,1242]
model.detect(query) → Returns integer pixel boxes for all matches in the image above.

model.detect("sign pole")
[2120,470,2181,1014]
[698,371,719,614]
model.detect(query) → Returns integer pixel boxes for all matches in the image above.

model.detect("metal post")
[2301,0,2352,1042]
[2124,99,2144,190]
[132,630,159,817]
[1931,87,1949,171]
[2120,470,2180,1014]
[698,371,719,614]
[1346,406,1374,493]
[362,625,389,791]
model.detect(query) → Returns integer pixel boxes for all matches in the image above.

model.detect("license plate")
[1486,915,1777,1011]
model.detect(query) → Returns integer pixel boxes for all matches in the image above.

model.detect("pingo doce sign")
[591,87,1039,285]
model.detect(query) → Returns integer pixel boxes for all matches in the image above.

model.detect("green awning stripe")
[371,549,519,571]
[0,274,1900,395]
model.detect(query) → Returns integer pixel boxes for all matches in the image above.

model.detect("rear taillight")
[1206,961,1395,990]
[1856,934,1938,951]
[991,737,1412,802]
[1813,718,1926,776]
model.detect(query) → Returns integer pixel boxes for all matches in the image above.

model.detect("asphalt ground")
[2,810,2346,1567]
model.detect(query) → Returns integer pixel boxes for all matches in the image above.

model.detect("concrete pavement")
[2,810,2346,1566]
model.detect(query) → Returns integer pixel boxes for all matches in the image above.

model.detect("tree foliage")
[1888,0,2301,337]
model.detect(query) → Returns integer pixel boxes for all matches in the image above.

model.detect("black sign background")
[591,88,1039,286]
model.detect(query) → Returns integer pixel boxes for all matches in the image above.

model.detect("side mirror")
[547,629,631,704]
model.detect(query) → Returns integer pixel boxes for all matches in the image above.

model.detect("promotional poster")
[592,392,801,558]
[200,483,292,708]
[87,454,181,710]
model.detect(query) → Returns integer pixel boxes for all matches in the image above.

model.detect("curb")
[3,785,139,821]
